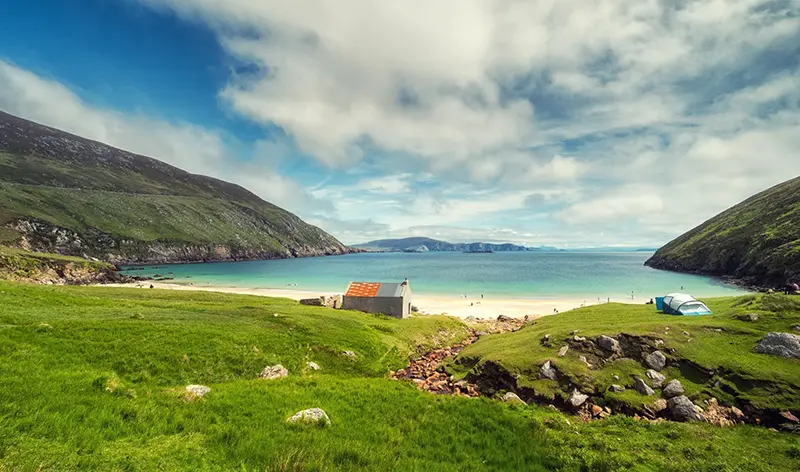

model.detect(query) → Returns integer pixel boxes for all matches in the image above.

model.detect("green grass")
[1,283,799,471]
[455,296,800,411]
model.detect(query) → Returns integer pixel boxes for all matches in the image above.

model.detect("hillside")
[354,237,535,252]
[0,111,349,264]
[1,282,799,471]
[645,176,800,287]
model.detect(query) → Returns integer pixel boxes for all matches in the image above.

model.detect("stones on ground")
[497,315,512,322]
[557,345,569,357]
[668,395,703,422]
[259,364,288,379]
[342,350,357,358]
[754,332,800,359]
[792,324,800,332]
[570,329,580,335]
[590,404,603,417]
[644,350,667,371]
[501,392,526,405]
[645,369,666,388]
[185,384,210,398]
[567,389,589,407]
[662,379,684,398]
[597,335,621,354]
[474,331,489,336]
[737,313,759,322]
[573,335,586,342]
[286,408,331,426]
[540,334,552,347]
[579,355,592,368]
[306,361,321,371]
[682,330,690,336]
[609,384,625,393]
[539,360,558,380]
[780,411,799,423]
[633,377,655,396]
[612,374,620,381]
[653,399,668,412]
[465,316,477,321]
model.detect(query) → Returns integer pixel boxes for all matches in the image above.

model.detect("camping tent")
[661,292,712,316]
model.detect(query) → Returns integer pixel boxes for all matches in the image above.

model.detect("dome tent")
[661,292,712,316]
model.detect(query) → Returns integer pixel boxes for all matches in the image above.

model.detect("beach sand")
[101,282,642,319]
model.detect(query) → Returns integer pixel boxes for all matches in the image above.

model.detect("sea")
[123,251,749,300]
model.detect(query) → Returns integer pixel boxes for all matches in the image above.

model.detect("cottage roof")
[345,282,406,298]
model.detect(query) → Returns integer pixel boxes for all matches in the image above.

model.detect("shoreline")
[101,281,644,319]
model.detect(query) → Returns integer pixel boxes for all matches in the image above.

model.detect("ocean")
[123,251,749,300]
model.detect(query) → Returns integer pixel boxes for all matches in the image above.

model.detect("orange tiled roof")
[345,282,381,297]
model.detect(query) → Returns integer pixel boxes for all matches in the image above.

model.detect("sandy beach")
[101,282,642,319]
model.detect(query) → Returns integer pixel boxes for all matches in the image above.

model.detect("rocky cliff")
[0,111,350,264]
[645,176,800,287]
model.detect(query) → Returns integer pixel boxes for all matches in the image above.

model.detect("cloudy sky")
[1,1,798,247]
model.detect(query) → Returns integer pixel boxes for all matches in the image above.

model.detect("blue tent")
[661,293,712,316]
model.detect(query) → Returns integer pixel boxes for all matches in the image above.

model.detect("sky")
[0,0,798,247]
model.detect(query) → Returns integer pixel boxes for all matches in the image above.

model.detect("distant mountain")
[0,111,350,264]
[646,176,800,287]
[353,237,538,252]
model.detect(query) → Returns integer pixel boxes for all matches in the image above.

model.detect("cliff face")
[645,176,800,287]
[0,111,350,264]
[0,247,125,285]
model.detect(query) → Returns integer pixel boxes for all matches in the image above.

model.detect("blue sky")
[1,0,798,246]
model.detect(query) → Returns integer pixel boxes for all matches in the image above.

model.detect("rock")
[501,392,526,405]
[597,335,621,354]
[497,315,512,322]
[737,313,759,322]
[568,389,589,407]
[573,335,586,342]
[342,350,357,358]
[612,374,620,381]
[792,325,800,332]
[579,355,592,368]
[662,379,684,398]
[645,369,666,388]
[258,364,288,379]
[465,316,477,321]
[731,407,745,420]
[540,334,551,346]
[653,399,668,412]
[682,330,690,336]
[780,411,799,423]
[654,339,664,347]
[539,360,558,380]
[286,408,331,426]
[571,329,580,335]
[644,351,667,371]
[475,331,489,336]
[185,385,210,398]
[609,384,625,393]
[558,345,569,357]
[633,377,655,396]
[590,404,603,416]
[668,395,704,422]
[754,332,800,359]
[306,361,321,371]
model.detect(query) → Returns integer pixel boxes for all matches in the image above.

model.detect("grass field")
[1,282,799,471]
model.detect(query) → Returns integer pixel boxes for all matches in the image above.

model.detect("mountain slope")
[354,237,533,252]
[0,111,349,264]
[645,176,800,286]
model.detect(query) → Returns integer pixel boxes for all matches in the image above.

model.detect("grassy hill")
[645,176,800,287]
[0,111,349,264]
[0,247,122,284]
[1,282,799,471]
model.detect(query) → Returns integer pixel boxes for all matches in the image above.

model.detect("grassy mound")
[453,296,800,414]
[1,283,799,471]
[0,247,120,284]
[646,176,800,286]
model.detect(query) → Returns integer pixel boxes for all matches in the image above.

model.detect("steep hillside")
[646,177,800,287]
[355,237,534,252]
[0,111,349,264]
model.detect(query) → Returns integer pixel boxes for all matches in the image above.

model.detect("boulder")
[579,355,592,368]
[573,335,586,342]
[633,377,655,396]
[497,315,512,322]
[754,332,800,359]
[645,351,667,371]
[645,369,666,388]
[185,385,210,398]
[258,364,288,380]
[662,379,684,398]
[597,335,621,354]
[590,404,603,416]
[612,374,620,381]
[736,313,759,322]
[668,395,704,422]
[609,384,625,393]
[286,408,331,426]
[653,399,668,412]
[539,360,558,380]
[568,389,589,407]
[306,361,321,371]
[342,350,357,358]
[501,392,526,405]
[558,345,569,357]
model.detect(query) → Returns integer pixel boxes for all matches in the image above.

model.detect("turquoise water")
[124,252,749,300]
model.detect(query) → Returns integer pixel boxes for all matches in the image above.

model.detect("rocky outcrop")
[754,332,800,359]
[662,379,684,399]
[0,247,126,285]
[286,408,331,426]
[258,365,288,380]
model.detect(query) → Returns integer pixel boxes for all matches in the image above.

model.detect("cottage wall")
[342,296,407,319]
